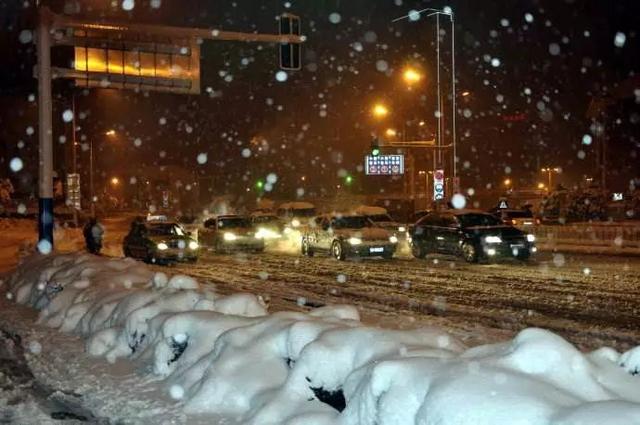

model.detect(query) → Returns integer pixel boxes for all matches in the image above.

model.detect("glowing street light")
[385,128,398,138]
[503,178,512,187]
[541,167,561,189]
[537,182,546,190]
[402,67,423,85]
[372,103,389,119]
[105,129,116,136]
[110,177,120,186]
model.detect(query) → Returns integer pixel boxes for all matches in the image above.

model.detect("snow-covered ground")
[1,252,640,424]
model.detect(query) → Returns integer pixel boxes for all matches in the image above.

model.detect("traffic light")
[279,13,301,71]
[256,180,264,190]
[345,175,353,185]
[371,137,381,156]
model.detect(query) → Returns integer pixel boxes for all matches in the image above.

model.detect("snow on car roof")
[353,205,388,215]
[278,201,315,209]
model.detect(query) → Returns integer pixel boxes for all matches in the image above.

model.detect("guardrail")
[531,223,640,248]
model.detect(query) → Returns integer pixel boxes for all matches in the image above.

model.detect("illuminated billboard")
[65,28,200,94]
[365,155,405,175]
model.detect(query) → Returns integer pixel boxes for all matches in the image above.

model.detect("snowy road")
[165,249,640,351]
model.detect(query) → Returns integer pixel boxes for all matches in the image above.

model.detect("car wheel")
[382,252,394,260]
[332,240,347,261]
[301,238,314,257]
[411,241,427,259]
[462,242,479,263]
[123,245,131,258]
[143,249,154,264]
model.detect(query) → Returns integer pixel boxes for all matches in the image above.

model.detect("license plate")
[370,247,384,253]
[510,244,524,249]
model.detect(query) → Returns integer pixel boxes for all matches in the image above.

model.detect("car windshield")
[253,216,280,224]
[147,224,185,236]
[219,218,251,228]
[332,216,369,229]
[367,214,394,223]
[290,208,316,218]
[457,214,503,228]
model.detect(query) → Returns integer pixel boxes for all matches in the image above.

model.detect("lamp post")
[393,7,457,183]
[90,130,117,217]
[541,167,561,190]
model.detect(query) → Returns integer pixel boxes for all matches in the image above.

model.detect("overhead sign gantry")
[35,7,304,248]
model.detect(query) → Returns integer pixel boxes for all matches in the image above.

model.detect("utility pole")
[37,7,54,250]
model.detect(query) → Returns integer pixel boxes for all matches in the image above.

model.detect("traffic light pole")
[37,7,54,251]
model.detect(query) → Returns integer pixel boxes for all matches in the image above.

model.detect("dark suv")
[408,210,536,263]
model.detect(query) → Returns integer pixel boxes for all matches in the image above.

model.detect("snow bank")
[4,253,640,424]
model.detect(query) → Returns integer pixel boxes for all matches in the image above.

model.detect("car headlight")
[527,234,536,243]
[291,219,301,227]
[398,226,406,232]
[283,227,293,235]
[157,242,168,250]
[389,236,398,244]
[348,237,362,245]
[256,228,279,239]
[224,232,237,241]
[484,236,502,244]
[188,241,199,250]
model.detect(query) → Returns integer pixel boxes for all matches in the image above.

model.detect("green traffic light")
[372,147,380,156]
[256,180,264,189]
[345,175,353,185]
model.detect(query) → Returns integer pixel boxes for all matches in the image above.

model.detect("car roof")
[209,214,245,219]
[445,209,491,216]
[147,221,179,227]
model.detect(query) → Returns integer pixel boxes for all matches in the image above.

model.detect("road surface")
[160,246,640,351]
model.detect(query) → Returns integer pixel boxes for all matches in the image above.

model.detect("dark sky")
[0,0,638,203]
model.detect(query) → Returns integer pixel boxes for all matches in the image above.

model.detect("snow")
[278,201,315,210]
[2,252,640,423]
[353,205,388,215]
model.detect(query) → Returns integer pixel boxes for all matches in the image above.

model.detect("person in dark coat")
[83,217,104,254]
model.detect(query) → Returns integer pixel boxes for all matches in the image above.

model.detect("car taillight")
[535,218,541,225]
[512,219,517,225]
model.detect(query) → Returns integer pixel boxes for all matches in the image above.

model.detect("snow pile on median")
[3,253,640,424]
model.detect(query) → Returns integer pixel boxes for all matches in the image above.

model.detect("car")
[199,215,265,253]
[250,214,284,240]
[408,210,536,263]
[301,214,398,260]
[123,219,199,264]
[353,205,407,236]
[490,208,539,228]
[277,201,317,230]
[409,209,433,223]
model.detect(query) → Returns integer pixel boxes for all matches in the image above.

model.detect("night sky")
[0,0,638,205]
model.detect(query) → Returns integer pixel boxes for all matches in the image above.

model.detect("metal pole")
[90,139,95,217]
[72,94,77,174]
[71,92,78,227]
[436,14,442,167]
[37,7,54,251]
[548,170,552,189]
[450,12,457,181]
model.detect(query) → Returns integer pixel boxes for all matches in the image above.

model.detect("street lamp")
[402,67,423,86]
[372,103,389,119]
[541,167,561,190]
[110,177,120,186]
[393,7,457,182]
[89,130,117,216]
[503,178,512,187]
[385,128,398,138]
